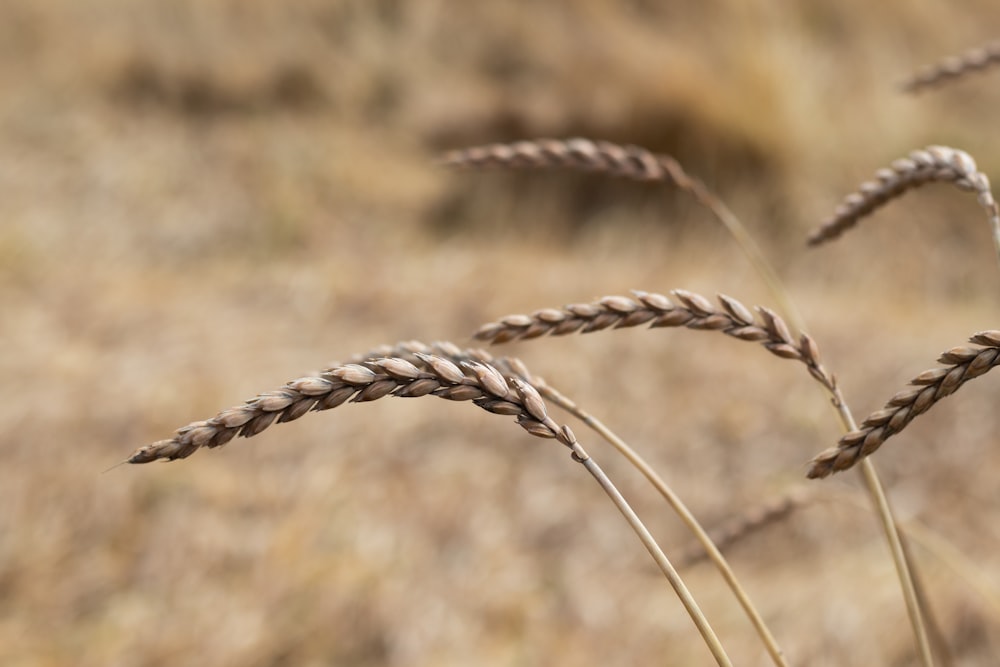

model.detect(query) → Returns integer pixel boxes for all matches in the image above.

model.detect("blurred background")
[3,1,1000,665]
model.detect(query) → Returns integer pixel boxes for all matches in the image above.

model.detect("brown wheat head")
[807,145,1000,251]
[809,330,1000,478]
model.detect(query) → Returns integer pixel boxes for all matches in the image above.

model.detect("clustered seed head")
[127,351,570,464]
[808,330,1000,478]
[902,40,1000,93]
[807,145,1000,248]
[474,289,837,393]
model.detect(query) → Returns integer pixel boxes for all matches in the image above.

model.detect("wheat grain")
[808,330,1000,478]
[807,146,1000,256]
[126,353,572,464]
[475,289,836,392]
[902,40,1000,93]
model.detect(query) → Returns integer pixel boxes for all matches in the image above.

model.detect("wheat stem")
[475,289,936,665]
[529,375,788,667]
[568,436,733,667]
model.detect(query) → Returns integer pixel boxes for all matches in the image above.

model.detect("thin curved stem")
[538,379,788,667]
[569,440,733,667]
[826,385,935,667]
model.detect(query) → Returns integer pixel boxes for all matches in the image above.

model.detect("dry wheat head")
[809,330,1000,478]
[127,351,571,464]
[807,145,1000,250]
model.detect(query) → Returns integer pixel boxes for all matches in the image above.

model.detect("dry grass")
[7,1,1000,666]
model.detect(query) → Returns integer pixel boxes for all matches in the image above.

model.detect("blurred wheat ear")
[809,330,1000,478]
[902,40,1000,93]
[807,145,1000,260]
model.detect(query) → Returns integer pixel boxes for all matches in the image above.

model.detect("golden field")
[3,1,1000,665]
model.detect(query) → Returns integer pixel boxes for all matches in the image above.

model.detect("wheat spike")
[475,289,836,392]
[440,137,700,188]
[127,353,572,463]
[902,40,1000,93]
[807,145,1000,256]
[809,330,1000,478]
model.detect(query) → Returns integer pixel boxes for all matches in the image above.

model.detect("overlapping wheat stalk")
[809,330,1000,478]
[349,340,789,666]
[473,287,936,666]
[902,40,1000,93]
[807,145,1000,262]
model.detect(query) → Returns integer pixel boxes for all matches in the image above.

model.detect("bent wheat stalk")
[807,146,1000,262]
[442,138,803,330]
[346,340,788,665]
[902,40,1000,93]
[476,289,936,666]
[126,351,732,665]
[809,330,1000,478]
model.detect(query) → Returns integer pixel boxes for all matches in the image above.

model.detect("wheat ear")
[807,145,1000,261]
[125,349,732,664]
[809,330,1000,478]
[352,342,787,666]
[441,137,803,330]
[476,289,836,392]
[902,40,1000,93]
[126,354,576,463]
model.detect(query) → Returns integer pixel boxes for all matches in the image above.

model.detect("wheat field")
[4,1,1000,665]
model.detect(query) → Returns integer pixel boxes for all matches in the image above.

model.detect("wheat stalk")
[809,330,1000,478]
[351,341,789,666]
[124,348,734,664]
[902,40,1000,93]
[806,145,1000,261]
[441,137,804,330]
[474,289,936,664]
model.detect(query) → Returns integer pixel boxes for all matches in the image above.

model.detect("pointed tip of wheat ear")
[806,145,999,248]
[807,329,1000,479]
